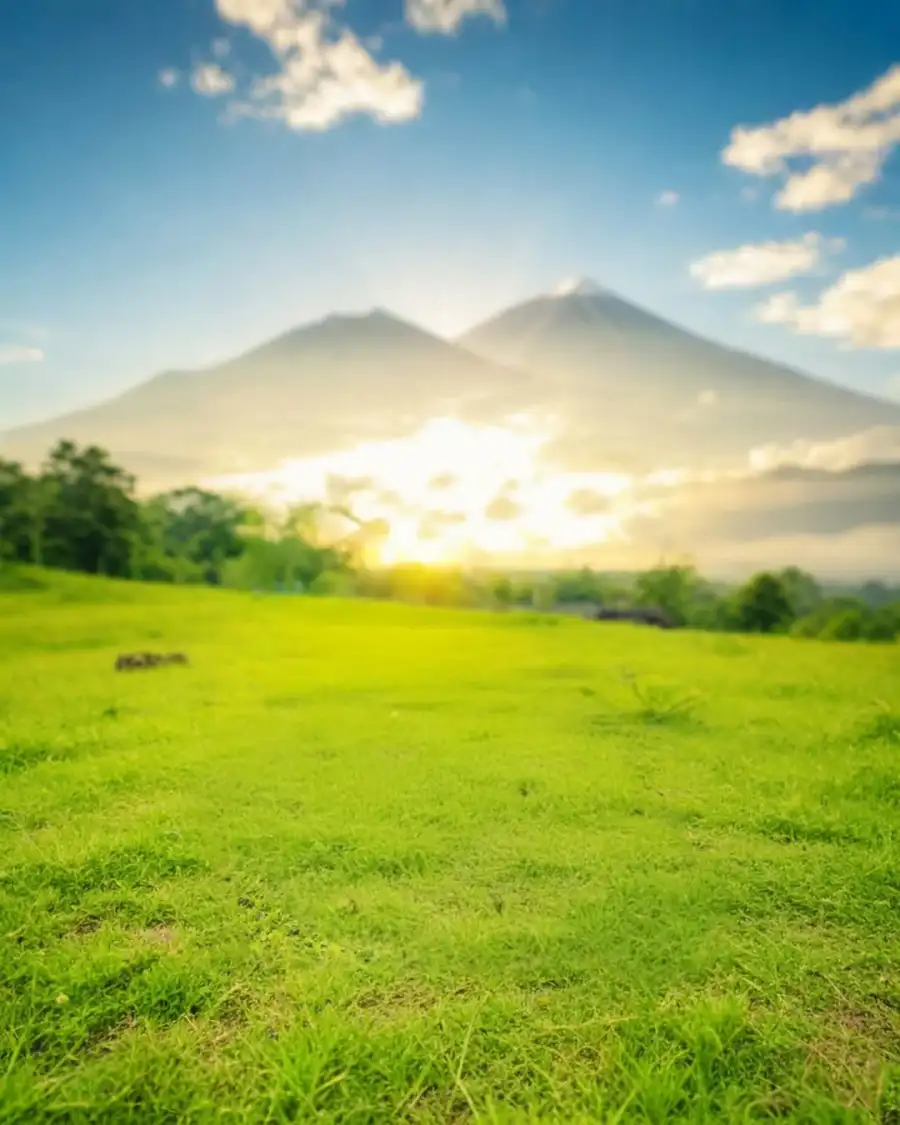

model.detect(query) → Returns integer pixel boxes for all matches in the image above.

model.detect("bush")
[792,599,899,643]
[818,608,867,642]
[633,564,699,627]
[733,573,794,634]
[866,603,900,642]
[308,570,357,597]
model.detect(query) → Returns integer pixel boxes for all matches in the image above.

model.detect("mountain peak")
[550,277,605,299]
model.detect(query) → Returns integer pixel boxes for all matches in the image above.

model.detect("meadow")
[1,569,899,1123]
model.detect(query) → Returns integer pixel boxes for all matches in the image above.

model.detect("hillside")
[459,279,900,470]
[1,572,899,1119]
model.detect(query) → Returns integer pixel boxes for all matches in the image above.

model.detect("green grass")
[1,568,899,1122]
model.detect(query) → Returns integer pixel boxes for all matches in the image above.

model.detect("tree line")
[1,440,898,643]
[0,441,355,591]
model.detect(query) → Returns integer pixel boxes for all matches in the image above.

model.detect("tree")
[733,572,794,634]
[858,581,897,609]
[633,564,700,627]
[142,488,246,584]
[819,608,867,642]
[778,566,822,617]
[793,597,900,643]
[491,575,514,609]
[866,603,900,642]
[40,441,142,576]
[222,502,351,593]
[0,459,32,562]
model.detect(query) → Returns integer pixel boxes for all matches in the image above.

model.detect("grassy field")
[1,569,899,1123]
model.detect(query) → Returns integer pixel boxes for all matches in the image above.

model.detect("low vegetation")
[1,570,899,1120]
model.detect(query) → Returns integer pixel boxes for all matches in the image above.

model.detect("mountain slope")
[5,284,900,498]
[458,280,900,470]
[0,310,536,488]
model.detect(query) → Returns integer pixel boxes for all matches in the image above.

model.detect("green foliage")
[139,488,246,584]
[733,571,795,634]
[626,675,701,725]
[1,442,143,576]
[777,566,823,617]
[0,443,352,596]
[307,569,357,597]
[0,459,37,562]
[41,441,143,576]
[552,566,628,607]
[1,573,899,1119]
[858,580,899,608]
[358,563,471,606]
[819,607,868,642]
[633,563,701,627]
[869,602,900,641]
[223,533,346,593]
[793,597,900,644]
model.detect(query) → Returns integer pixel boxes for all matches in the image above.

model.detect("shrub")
[733,572,794,634]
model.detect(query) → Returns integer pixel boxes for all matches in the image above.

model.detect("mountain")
[4,279,899,524]
[3,282,898,573]
[458,278,900,471]
[0,310,535,489]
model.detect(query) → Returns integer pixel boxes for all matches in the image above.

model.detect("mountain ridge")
[2,285,899,488]
[458,282,900,469]
[0,308,537,487]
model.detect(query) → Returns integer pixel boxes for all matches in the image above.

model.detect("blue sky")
[1,0,899,427]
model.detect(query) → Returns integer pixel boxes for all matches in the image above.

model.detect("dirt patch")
[139,925,178,946]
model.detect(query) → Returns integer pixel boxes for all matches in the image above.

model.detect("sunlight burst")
[207,417,635,564]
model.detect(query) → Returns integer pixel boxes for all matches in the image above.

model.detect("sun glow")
[207,417,635,564]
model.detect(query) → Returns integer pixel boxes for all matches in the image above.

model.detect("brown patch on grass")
[805,1002,900,1111]
[139,924,177,946]
[352,981,477,1024]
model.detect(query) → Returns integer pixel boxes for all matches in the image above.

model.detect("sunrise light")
[207,416,635,564]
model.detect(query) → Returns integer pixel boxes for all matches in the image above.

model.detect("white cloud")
[748,425,900,473]
[754,255,900,348]
[178,0,507,132]
[215,0,294,35]
[404,0,506,33]
[723,63,900,211]
[690,232,842,290]
[655,190,680,207]
[158,67,181,89]
[0,345,44,366]
[191,63,236,97]
[755,291,802,326]
[211,1,422,131]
